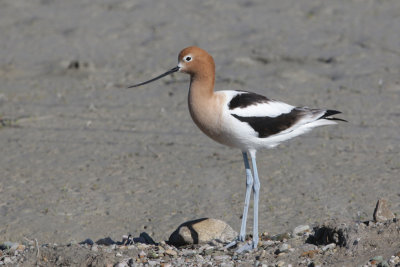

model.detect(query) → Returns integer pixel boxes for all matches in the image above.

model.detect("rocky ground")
[1,214,400,266]
[1,0,400,266]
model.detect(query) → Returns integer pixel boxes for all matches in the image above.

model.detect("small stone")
[301,250,318,258]
[139,250,146,258]
[322,243,336,251]
[137,243,149,250]
[3,257,12,264]
[276,261,285,267]
[203,247,214,255]
[116,252,122,257]
[370,255,386,266]
[278,243,291,253]
[80,238,94,246]
[373,199,395,222]
[271,232,291,241]
[258,250,267,259]
[213,255,230,261]
[168,218,237,246]
[148,251,158,258]
[389,256,400,264]
[1,242,18,250]
[181,249,196,256]
[147,260,157,266]
[165,249,177,256]
[115,262,128,267]
[91,245,98,252]
[293,225,310,236]
[262,240,275,247]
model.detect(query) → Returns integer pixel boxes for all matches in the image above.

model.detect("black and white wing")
[226,90,344,139]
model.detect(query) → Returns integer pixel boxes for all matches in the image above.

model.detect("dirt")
[0,0,399,265]
[2,218,400,266]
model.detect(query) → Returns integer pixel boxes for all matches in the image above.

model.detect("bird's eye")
[184,56,192,62]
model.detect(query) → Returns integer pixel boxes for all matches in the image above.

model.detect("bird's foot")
[224,236,257,253]
[223,235,244,250]
[235,241,257,253]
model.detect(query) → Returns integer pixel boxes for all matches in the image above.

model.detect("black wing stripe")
[231,108,305,138]
[228,92,271,110]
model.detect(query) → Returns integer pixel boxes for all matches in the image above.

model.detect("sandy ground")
[1,0,399,256]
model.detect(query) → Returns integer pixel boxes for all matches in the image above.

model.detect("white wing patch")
[231,100,295,118]
[223,90,295,118]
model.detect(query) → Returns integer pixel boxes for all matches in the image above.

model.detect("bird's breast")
[188,92,232,146]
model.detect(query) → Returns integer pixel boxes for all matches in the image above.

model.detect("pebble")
[80,238,94,245]
[3,257,12,264]
[115,262,128,267]
[1,242,18,250]
[322,243,336,251]
[373,199,395,222]
[262,240,275,247]
[278,243,291,253]
[271,232,291,241]
[293,225,310,236]
[165,249,177,256]
[139,250,147,258]
[213,255,230,261]
[371,255,383,262]
[301,250,319,259]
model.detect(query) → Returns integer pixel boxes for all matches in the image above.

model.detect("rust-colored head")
[177,46,215,78]
[128,46,215,88]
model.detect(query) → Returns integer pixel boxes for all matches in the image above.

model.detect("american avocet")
[128,46,345,252]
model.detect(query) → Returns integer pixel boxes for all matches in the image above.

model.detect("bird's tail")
[319,110,347,122]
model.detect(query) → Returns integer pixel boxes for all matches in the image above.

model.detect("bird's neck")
[188,68,215,101]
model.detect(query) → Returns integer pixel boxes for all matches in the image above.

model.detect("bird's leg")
[236,149,260,253]
[249,150,260,249]
[239,151,253,241]
[224,152,254,250]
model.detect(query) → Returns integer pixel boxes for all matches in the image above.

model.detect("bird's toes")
[235,242,254,253]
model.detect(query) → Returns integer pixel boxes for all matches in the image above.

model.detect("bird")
[128,46,345,252]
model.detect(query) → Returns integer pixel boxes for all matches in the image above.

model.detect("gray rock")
[278,243,291,253]
[373,199,395,222]
[3,257,13,264]
[168,218,237,246]
[293,225,310,236]
[322,243,336,251]
[0,242,18,250]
